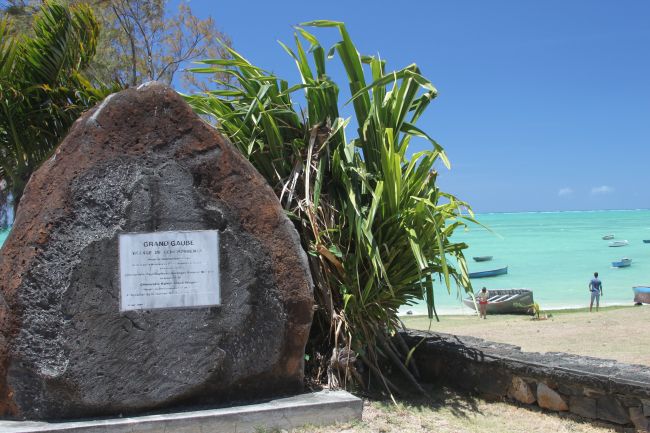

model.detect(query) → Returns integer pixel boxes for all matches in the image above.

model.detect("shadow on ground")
[357,383,621,433]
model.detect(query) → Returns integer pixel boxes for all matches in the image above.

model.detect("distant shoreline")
[400,302,635,318]
[472,208,650,216]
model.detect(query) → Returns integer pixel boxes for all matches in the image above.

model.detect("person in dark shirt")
[589,272,603,312]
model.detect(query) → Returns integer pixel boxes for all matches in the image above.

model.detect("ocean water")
[1,209,648,315]
[407,209,650,315]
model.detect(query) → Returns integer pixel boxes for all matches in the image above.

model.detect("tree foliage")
[95,0,230,88]
[186,21,475,394]
[0,1,117,212]
[1,0,232,89]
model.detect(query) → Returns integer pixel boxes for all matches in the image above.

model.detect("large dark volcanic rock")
[0,83,313,420]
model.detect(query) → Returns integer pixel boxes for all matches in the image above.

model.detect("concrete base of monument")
[0,390,362,433]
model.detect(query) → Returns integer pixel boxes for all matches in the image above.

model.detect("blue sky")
[176,0,650,213]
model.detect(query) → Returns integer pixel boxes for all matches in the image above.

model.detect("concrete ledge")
[0,390,362,433]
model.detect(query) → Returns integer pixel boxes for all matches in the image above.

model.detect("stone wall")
[402,330,650,432]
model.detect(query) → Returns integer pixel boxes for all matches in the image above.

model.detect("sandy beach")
[402,305,650,367]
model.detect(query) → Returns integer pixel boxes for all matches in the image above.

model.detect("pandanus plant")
[186,21,475,395]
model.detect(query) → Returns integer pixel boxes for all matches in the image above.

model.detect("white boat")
[463,289,534,314]
[602,234,614,240]
[612,258,632,268]
[609,240,628,247]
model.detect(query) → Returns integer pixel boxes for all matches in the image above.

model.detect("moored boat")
[463,288,534,314]
[469,266,508,279]
[633,286,650,304]
[602,234,615,240]
[643,240,650,244]
[609,240,629,247]
[473,256,493,262]
[612,258,632,268]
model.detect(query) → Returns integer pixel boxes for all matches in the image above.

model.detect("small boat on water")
[469,266,508,279]
[643,240,650,244]
[463,288,534,314]
[602,234,615,240]
[609,240,629,247]
[473,256,493,262]
[633,286,650,304]
[612,258,632,268]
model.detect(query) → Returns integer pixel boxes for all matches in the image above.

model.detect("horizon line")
[469,207,650,216]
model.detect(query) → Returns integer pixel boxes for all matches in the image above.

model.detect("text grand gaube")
[143,240,195,247]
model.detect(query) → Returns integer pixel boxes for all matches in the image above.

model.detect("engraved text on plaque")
[118,230,220,311]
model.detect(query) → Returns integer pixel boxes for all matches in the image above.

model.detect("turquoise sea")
[408,209,650,315]
[1,209,648,315]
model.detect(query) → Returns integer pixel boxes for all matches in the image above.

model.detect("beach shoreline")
[399,301,636,317]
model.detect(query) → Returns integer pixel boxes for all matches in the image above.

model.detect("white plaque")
[118,230,220,311]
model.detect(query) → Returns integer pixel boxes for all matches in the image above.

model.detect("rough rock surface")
[596,395,629,424]
[507,377,536,404]
[569,395,597,418]
[643,399,650,417]
[0,83,313,420]
[537,383,568,411]
[629,406,650,432]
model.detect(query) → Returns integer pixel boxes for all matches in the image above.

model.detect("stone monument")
[0,83,314,419]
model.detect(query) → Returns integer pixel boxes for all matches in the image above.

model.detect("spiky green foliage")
[0,1,118,211]
[186,21,474,393]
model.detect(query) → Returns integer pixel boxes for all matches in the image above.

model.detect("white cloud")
[558,187,573,197]
[591,185,614,195]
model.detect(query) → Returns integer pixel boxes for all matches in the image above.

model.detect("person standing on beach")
[478,287,489,319]
[589,272,603,312]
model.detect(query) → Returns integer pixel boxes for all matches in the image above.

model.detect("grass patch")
[290,386,617,433]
